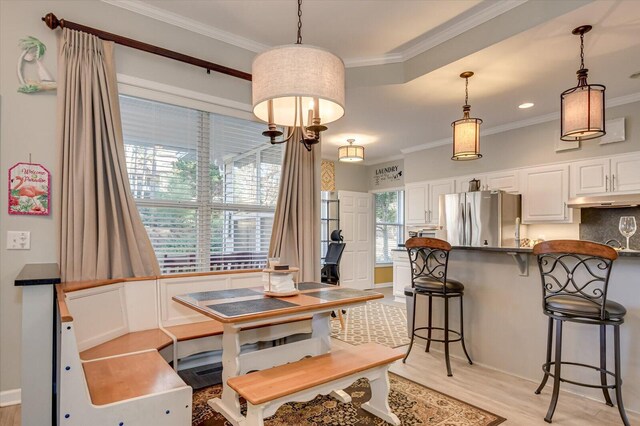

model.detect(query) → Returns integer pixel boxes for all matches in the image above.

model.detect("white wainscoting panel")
[123,280,159,332]
[65,285,128,351]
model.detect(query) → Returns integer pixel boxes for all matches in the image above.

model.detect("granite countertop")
[393,246,640,257]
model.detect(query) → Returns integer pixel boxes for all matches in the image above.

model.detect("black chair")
[321,230,345,285]
[403,237,472,376]
[533,240,629,425]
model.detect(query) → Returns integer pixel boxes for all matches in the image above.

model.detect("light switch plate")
[7,231,31,250]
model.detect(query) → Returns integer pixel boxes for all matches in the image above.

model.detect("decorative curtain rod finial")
[42,13,61,30]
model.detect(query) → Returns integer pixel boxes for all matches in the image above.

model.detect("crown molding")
[400,0,528,62]
[102,0,529,68]
[101,0,269,53]
[343,54,404,68]
[401,92,640,155]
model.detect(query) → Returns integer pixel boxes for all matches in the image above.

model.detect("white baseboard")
[375,282,393,288]
[0,389,21,407]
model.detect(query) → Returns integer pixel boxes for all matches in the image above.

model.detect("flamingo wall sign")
[8,162,50,216]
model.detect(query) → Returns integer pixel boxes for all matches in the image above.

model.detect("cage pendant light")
[560,25,606,141]
[452,71,483,161]
[252,0,345,151]
[338,139,364,162]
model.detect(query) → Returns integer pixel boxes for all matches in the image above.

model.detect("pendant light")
[560,25,606,141]
[338,139,364,162]
[252,0,345,151]
[451,71,482,161]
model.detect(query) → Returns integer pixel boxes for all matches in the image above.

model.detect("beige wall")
[332,161,369,192]
[404,101,640,183]
[0,0,255,393]
[367,159,404,191]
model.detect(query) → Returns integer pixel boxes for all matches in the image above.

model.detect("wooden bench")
[56,287,192,425]
[227,342,403,426]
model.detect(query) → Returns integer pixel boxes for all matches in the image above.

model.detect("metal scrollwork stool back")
[403,237,472,376]
[533,240,629,425]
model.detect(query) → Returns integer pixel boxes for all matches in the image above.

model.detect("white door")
[521,164,572,223]
[611,154,640,193]
[428,179,455,226]
[338,191,373,290]
[405,183,428,225]
[570,158,610,197]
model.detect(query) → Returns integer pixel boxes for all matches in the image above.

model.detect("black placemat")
[303,289,369,301]
[208,298,298,317]
[298,282,334,290]
[189,288,260,301]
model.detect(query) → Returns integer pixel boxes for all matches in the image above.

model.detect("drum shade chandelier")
[451,71,482,161]
[560,25,606,141]
[338,139,365,162]
[252,0,345,151]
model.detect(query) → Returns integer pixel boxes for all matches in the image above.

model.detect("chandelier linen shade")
[452,113,482,161]
[252,44,345,127]
[561,82,605,141]
[338,139,365,162]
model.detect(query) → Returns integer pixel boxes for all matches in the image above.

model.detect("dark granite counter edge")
[392,247,640,257]
[15,263,61,286]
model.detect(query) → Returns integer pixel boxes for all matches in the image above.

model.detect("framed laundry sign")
[8,162,51,215]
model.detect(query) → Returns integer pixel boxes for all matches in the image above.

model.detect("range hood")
[567,194,640,208]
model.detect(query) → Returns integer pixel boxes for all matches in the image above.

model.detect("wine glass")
[619,216,637,251]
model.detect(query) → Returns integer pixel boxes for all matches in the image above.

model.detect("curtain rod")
[42,13,252,82]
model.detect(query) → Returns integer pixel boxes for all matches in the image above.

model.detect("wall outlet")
[7,231,31,250]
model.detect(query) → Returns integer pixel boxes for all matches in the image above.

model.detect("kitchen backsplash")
[580,207,640,250]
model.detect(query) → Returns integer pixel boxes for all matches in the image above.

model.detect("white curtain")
[56,28,160,281]
[269,129,321,282]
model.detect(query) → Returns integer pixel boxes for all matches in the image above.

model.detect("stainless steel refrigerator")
[440,190,521,247]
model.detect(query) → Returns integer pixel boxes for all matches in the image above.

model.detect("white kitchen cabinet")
[521,164,573,223]
[405,183,428,225]
[486,171,519,193]
[392,249,411,302]
[570,158,610,197]
[428,179,455,226]
[456,175,483,193]
[611,153,640,193]
[570,154,640,197]
[405,179,455,226]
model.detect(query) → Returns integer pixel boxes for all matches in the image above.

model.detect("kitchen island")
[392,246,640,413]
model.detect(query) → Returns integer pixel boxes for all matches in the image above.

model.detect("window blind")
[121,95,283,274]
[375,191,405,264]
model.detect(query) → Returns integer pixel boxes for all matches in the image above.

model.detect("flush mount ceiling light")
[519,102,535,109]
[451,71,483,161]
[252,0,345,151]
[560,25,606,142]
[338,139,364,162]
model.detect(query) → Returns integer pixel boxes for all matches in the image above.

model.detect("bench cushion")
[82,351,187,405]
[80,329,173,361]
[227,342,403,405]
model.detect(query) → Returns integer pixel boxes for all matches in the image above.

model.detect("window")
[121,95,283,274]
[375,191,404,264]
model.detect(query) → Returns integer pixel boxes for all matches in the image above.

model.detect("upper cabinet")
[611,154,640,193]
[486,171,519,193]
[405,179,455,225]
[405,182,428,225]
[521,164,573,223]
[570,153,640,197]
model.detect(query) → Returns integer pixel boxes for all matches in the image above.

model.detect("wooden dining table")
[173,282,383,426]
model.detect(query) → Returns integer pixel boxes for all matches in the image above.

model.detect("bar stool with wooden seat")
[533,240,629,425]
[403,237,472,376]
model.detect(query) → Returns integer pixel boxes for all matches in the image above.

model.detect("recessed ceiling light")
[630,71,640,79]
[518,102,534,109]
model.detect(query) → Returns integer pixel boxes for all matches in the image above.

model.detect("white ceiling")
[109,0,640,164]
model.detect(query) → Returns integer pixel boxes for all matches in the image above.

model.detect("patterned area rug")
[192,373,506,426]
[331,301,411,348]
